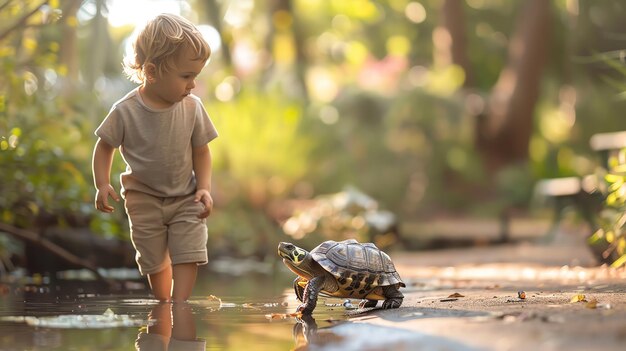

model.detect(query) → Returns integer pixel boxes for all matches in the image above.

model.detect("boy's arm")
[192,144,213,218]
[92,138,120,213]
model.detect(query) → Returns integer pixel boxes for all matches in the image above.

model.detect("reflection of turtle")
[278,239,405,315]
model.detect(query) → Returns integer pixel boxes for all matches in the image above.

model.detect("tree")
[438,0,551,177]
[438,0,473,87]
[58,0,82,90]
[261,0,309,100]
[476,0,552,175]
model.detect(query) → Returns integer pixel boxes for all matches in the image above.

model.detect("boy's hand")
[95,184,120,213]
[194,189,213,218]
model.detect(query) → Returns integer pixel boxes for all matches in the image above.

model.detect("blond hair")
[123,13,211,84]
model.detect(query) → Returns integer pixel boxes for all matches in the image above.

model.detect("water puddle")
[0,286,359,350]
[0,268,484,350]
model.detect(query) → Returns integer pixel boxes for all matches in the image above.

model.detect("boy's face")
[148,48,206,107]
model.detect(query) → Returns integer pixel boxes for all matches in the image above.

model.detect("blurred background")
[2,0,626,279]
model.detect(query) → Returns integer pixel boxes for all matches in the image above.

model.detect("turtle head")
[278,242,309,267]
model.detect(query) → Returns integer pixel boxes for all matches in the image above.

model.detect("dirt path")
[355,279,625,351]
[298,231,626,350]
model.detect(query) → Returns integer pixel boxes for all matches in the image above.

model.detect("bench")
[590,131,626,168]
[534,131,626,241]
[534,175,601,241]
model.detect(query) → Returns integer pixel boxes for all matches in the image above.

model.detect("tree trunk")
[84,0,109,89]
[261,0,309,100]
[438,0,473,86]
[205,0,233,67]
[476,0,552,174]
[58,0,82,92]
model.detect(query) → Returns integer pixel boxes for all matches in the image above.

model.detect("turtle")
[278,239,405,315]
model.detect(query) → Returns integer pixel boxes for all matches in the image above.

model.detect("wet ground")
[0,293,313,350]
[0,268,306,350]
[1,260,405,351]
[1,278,443,351]
[1,228,626,350]
[0,283,489,351]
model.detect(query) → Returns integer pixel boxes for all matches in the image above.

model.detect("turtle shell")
[310,239,405,294]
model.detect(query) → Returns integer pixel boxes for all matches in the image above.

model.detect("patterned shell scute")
[310,239,403,287]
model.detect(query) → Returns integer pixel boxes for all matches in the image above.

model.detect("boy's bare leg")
[147,302,172,338]
[172,263,198,302]
[172,302,196,341]
[148,265,173,302]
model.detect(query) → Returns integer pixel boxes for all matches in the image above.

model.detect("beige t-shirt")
[95,88,218,198]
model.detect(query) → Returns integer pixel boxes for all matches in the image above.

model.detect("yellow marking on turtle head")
[292,247,307,264]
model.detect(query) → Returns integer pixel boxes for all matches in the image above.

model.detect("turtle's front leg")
[381,284,404,309]
[297,276,324,315]
[293,277,306,302]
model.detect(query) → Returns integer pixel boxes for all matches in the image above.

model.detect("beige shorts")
[124,191,208,275]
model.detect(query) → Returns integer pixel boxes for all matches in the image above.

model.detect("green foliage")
[209,89,313,201]
[380,88,485,213]
[0,2,81,231]
[0,1,127,239]
[0,131,87,226]
[200,90,314,256]
[588,149,626,267]
[581,42,626,268]
[211,90,311,183]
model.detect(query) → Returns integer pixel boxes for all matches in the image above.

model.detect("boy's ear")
[144,63,157,83]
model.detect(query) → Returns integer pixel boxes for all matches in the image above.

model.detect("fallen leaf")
[570,294,587,303]
[448,292,465,298]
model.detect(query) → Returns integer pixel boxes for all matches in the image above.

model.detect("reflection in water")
[0,291,317,350]
[0,269,359,350]
[136,302,204,351]
[292,314,339,350]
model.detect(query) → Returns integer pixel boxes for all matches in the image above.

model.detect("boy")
[92,13,218,303]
